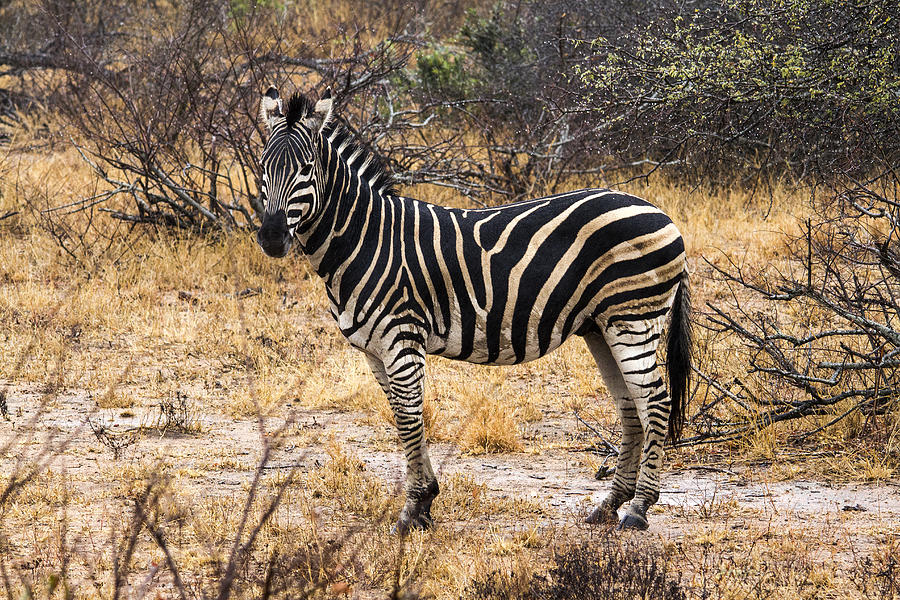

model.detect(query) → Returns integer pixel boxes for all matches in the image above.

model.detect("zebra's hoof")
[585,506,618,525]
[616,513,649,531]
[390,511,434,536]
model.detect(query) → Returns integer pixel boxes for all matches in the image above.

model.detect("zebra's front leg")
[365,351,438,534]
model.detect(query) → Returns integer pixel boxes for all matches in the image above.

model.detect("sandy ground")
[3,380,899,563]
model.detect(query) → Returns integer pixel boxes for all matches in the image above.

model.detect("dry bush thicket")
[691,175,900,446]
[0,0,615,235]
[568,0,900,446]
[574,0,900,184]
[2,0,726,232]
[2,0,425,231]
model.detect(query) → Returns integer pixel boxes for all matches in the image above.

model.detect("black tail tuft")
[666,272,692,442]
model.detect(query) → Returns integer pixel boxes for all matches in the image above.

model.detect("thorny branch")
[686,177,900,445]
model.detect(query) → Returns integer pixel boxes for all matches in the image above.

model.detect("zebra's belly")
[425,317,577,365]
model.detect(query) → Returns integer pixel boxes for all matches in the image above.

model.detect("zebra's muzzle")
[257,209,293,258]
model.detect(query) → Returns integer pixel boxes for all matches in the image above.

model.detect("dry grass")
[457,389,525,454]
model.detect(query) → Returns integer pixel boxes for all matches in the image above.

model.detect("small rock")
[842,503,867,512]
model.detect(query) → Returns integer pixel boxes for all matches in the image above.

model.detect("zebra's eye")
[299,163,313,176]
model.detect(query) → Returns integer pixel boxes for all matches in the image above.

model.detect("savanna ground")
[2,142,899,599]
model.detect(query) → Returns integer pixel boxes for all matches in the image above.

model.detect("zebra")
[255,87,692,533]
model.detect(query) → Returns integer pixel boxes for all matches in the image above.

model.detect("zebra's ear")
[259,86,283,134]
[304,87,334,135]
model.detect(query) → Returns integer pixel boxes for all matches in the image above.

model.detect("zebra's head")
[256,86,334,258]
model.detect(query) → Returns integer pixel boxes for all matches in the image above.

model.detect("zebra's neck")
[295,126,397,283]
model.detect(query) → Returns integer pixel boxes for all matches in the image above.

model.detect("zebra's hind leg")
[365,351,438,535]
[583,331,643,526]
[604,318,671,530]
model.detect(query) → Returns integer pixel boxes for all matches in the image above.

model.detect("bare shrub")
[87,416,141,460]
[690,173,900,445]
[156,391,201,435]
[465,538,685,600]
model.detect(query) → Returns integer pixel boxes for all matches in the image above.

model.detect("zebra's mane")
[326,123,398,197]
[284,93,315,130]
[285,92,397,197]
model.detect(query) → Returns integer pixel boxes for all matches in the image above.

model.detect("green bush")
[576,0,900,179]
[415,46,474,98]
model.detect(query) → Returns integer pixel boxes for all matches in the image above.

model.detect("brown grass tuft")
[457,388,524,454]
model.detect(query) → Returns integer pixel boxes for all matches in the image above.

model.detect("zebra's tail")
[666,270,692,442]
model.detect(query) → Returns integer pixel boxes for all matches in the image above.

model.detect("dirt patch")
[3,380,898,564]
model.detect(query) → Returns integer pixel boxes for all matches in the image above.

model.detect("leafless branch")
[689,175,900,445]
